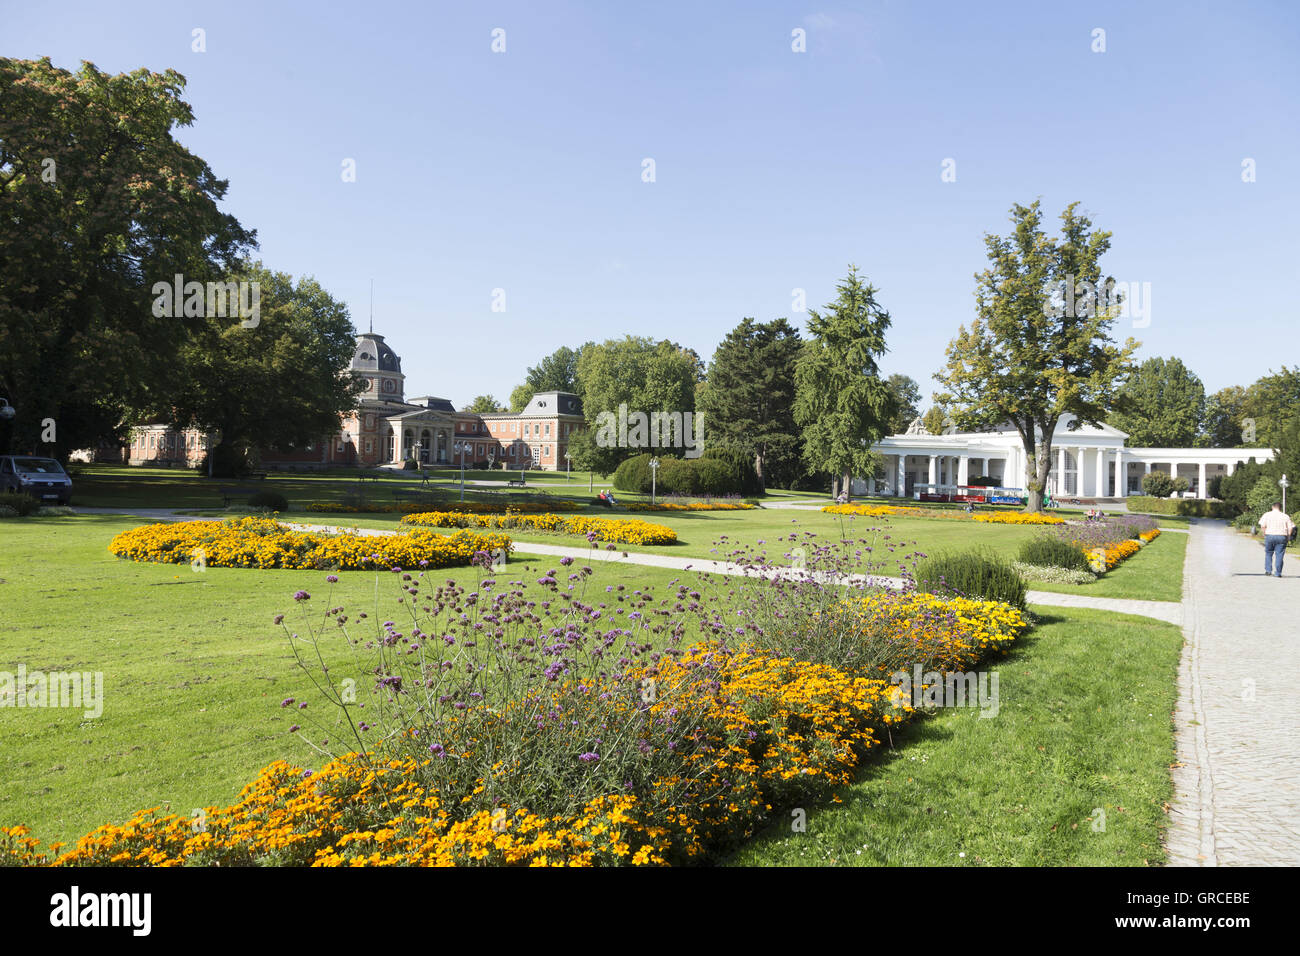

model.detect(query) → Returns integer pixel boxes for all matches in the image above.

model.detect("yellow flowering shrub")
[1087,538,1143,572]
[108,517,513,571]
[400,511,677,546]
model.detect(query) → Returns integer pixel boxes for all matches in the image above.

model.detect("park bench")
[507,479,527,488]
[218,485,264,506]
[248,471,268,480]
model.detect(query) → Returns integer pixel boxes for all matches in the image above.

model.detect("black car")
[0,455,73,504]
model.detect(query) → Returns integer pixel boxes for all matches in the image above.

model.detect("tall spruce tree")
[698,317,802,490]
[793,266,897,499]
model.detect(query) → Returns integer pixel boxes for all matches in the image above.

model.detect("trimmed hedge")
[1018,534,1089,571]
[613,450,760,497]
[1125,495,1236,518]
[913,549,1027,610]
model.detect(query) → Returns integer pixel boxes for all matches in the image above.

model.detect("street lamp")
[455,442,467,502]
[565,451,572,482]
[0,397,15,455]
[649,457,660,506]
[1280,474,1289,513]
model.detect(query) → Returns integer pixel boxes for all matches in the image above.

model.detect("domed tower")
[351,332,405,404]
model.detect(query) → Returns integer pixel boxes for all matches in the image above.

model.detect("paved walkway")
[1166,519,1300,865]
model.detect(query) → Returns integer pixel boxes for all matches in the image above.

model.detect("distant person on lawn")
[1258,502,1295,577]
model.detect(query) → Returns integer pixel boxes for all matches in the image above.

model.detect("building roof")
[351,333,402,374]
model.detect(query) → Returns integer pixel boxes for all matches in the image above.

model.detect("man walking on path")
[1258,502,1295,577]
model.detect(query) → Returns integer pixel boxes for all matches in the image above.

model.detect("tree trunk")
[1021,435,1054,513]
[754,450,766,492]
[841,469,852,502]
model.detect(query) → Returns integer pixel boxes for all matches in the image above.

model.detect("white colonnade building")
[862,414,1274,501]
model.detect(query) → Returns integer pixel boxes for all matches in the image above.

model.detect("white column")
[928,455,937,487]
[1198,461,1208,499]
[1095,447,1105,498]
[1056,445,1065,494]
[1115,447,1125,497]
[958,455,969,487]
[896,455,906,497]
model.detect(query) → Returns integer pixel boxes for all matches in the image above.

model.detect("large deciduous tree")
[1198,386,1248,448]
[1109,356,1205,447]
[1242,366,1300,448]
[508,344,587,411]
[697,317,802,490]
[935,201,1137,512]
[0,57,255,457]
[167,263,363,475]
[885,374,922,435]
[793,266,896,499]
[576,336,703,461]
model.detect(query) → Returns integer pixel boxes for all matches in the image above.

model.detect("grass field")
[0,515,733,846]
[726,607,1184,866]
[2,472,1192,859]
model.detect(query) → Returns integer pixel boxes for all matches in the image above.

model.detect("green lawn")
[726,606,1183,866]
[1027,531,1187,602]
[0,515,727,846]
[1,512,1187,865]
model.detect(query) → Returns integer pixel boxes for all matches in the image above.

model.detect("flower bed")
[305,500,580,515]
[822,503,924,517]
[5,585,1025,867]
[400,511,677,546]
[108,516,513,571]
[971,512,1065,525]
[625,501,755,512]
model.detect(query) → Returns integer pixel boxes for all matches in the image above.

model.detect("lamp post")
[0,397,14,456]
[649,457,660,506]
[1281,474,1289,513]
[455,442,466,502]
[565,451,572,482]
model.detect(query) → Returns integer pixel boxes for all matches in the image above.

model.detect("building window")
[366,439,373,454]
[545,424,551,437]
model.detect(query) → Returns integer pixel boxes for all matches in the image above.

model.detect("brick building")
[113,331,586,471]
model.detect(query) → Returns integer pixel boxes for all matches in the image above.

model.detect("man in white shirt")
[1258,502,1296,577]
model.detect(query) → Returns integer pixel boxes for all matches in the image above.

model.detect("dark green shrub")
[612,453,653,494]
[1140,471,1175,498]
[248,490,289,512]
[655,457,695,496]
[1125,495,1235,518]
[689,458,732,496]
[1172,476,1190,494]
[1018,534,1089,571]
[402,458,419,471]
[913,550,1027,610]
[701,445,762,496]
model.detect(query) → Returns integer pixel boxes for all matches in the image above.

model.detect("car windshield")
[13,458,65,475]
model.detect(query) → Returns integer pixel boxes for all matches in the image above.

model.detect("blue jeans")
[1264,535,1288,576]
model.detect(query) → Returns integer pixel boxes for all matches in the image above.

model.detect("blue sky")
[7,0,1299,405]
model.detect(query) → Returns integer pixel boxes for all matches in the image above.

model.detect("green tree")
[465,395,504,413]
[0,57,255,457]
[565,425,623,479]
[577,336,703,462]
[697,317,802,490]
[1242,366,1300,447]
[168,263,363,476]
[1109,356,1205,447]
[1198,386,1248,448]
[793,265,897,499]
[885,374,922,435]
[508,344,587,411]
[922,404,951,436]
[935,201,1138,512]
